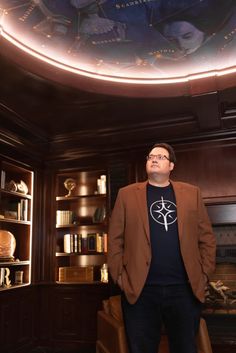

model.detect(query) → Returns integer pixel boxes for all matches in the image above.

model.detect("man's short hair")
[150,143,177,164]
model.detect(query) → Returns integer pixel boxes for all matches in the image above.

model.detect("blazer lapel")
[135,181,150,241]
[171,181,185,241]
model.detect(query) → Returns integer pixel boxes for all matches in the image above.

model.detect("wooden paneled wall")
[132,140,236,203]
[172,142,236,201]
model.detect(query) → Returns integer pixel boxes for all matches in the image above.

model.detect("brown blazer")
[108,180,216,304]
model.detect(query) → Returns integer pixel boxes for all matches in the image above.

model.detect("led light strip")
[1,25,236,85]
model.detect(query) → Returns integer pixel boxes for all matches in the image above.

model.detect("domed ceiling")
[0,0,236,85]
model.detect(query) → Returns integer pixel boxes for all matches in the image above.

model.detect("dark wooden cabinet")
[51,284,108,343]
[0,286,35,353]
[34,283,109,352]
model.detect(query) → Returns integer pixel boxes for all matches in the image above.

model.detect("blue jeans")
[121,283,202,353]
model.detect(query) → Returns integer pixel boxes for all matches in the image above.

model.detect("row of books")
[63,232,108,253]
[56,207,106,226]
[56,210,74,226]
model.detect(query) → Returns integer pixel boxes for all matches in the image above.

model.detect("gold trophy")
[64,178,76,197]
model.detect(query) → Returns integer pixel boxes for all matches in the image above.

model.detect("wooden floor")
[29,345,236,353]
[212,345,236,353]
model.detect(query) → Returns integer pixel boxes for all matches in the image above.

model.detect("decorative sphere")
[0,230,16,258]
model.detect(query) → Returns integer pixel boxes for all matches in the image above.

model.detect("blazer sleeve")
[107,189,125,284]
[197,187,216,278]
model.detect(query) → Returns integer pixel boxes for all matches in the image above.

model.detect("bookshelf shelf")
[0,283,30,292]
[0,218,31,225]
[55,280,107,285]
[56,222,105,229]
[0,260,30,266]
[0,188,32,199]
[56,194,106,201]
[56,252,106,257]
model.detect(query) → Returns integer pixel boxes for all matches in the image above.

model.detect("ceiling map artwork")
[0,0,236,82]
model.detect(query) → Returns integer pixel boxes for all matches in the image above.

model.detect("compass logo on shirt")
[150,197,177,232]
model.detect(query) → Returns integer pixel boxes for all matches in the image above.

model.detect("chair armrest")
[97,310,129,353]
[197,318,213,353]
[96,312,212,353]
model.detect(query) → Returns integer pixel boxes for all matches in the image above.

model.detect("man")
[108,143,216,353]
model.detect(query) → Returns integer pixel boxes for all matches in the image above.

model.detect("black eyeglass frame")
[146,154,170,161]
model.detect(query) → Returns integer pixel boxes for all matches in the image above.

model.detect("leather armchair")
[96,295,213,353]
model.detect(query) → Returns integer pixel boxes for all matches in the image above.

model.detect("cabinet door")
[0,287,34,352]
[50,284,109,345]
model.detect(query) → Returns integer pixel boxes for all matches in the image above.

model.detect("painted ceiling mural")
[0,0,236,81]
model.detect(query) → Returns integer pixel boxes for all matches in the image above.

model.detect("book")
[64,234,71,253]
[73,233,78,253]
[81,234,88,253]
[20,199,28,221]
[78,234,82,253]
[1,170,6,189]
[96,233,103,253]
[103,233,108,253]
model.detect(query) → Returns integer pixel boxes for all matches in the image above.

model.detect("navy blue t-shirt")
[146,183,188,285]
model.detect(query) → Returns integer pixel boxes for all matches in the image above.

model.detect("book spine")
[96,233,103,253]
[78,234,82,253]
[1,170,6,189]
[70,234,74,253]
[17,202,21,221]
[23,199,28,221]
[64,234,71,253]
[103,233,108,253]
[74,233,78,253]
[87,233,96,252]
[81,234,88,253]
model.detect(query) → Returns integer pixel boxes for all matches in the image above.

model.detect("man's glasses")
[146,154,170,161]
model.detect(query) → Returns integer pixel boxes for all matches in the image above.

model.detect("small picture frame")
[92,207,106,223]
[87,233,96,252]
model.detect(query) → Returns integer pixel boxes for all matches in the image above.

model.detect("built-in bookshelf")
[0,159,33,290]
[55,170,108,284]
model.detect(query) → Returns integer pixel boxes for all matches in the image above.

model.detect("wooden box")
[58,266,94,282]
